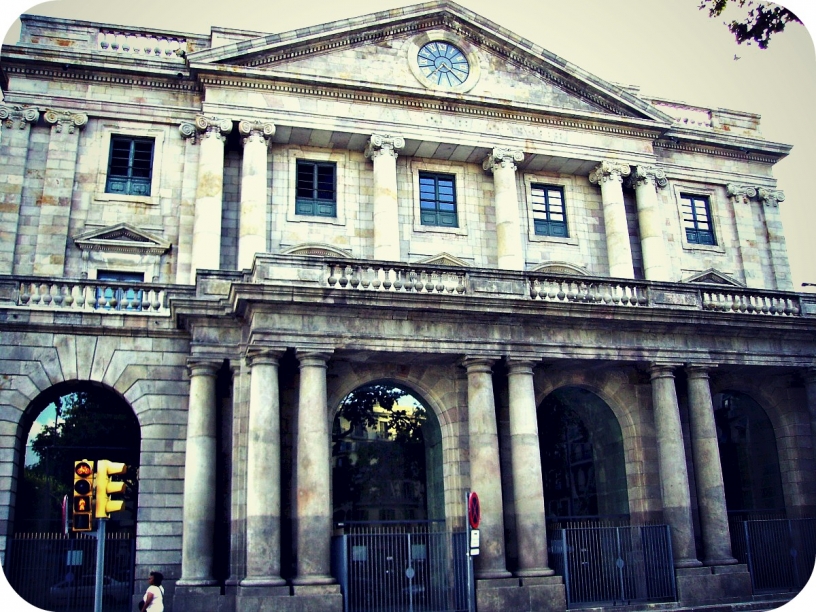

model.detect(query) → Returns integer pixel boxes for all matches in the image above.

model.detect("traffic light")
[95,460,127,519]
[72,460,94,532]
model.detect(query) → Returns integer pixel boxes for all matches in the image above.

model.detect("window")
[531,184,568,237]
[681,194,715,245]
[296,160,337,217]
[96,270,145,311]
[105,136,154,196]
[419,172,457,227]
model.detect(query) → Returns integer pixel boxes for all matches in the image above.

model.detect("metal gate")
[3,532,135,612]
[331,522,470,612]
[548,525,676,607]
[741,518,816,594]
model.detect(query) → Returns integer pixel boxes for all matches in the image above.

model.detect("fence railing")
[741,518,816,594]
[15,280,168,314]
[327,263,468,295]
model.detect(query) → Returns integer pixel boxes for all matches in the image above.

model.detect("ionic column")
[241,351,286,586]
[507,359,553,577]
[483,148,525,271]
[463,357,511,578]
[631,166,670,281]
[804,369,816,457]
[0,105,39,274]
[365,134,404,261]
[758,188,793,291]
[293,351,335,585]
[686,365,737,566]
[237,120,275,271]
[181,115,232,282]
[589,161,635,279]
[179,359,221,585]
[649,364,701,568]
[727,184,762,288]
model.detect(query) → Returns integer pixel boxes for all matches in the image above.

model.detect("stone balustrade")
[529,276,648,306]
[326,262,468,294]
[701,288,801,316]
[16,280,168,314]
[97,30,187,59]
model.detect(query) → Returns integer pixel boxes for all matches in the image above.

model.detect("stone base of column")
[476,575,565,612]
[240,576,287,587]
[515,567,555,578]
[291,574,336,586]
[172,584,222,612]
[675,564,752,606]
[475,569,513,579]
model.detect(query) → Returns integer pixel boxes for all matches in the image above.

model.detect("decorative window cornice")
[74,223,171,256]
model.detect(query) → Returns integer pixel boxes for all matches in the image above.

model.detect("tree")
[699,1,802,48]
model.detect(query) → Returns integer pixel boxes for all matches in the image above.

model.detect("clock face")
[417,41,470,88]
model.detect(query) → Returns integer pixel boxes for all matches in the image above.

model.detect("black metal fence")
[736,518,816,594]
[3,532,135,612]
[332,521,470,612]
[548,524,676,608]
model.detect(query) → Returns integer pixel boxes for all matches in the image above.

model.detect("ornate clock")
[416,41,470,88]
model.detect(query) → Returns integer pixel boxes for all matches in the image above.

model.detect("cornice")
[2,63,198,93]
[654,138,783,165]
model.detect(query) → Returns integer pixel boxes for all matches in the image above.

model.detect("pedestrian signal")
[95,460,127,519]
[72,460,94,532]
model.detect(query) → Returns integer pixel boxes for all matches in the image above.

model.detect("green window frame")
[95,270,145,311]
[105,136,154,196]
[531,184,568,237]
[296,160,337,217]
[681,194,715,245]
[419,172,457,227]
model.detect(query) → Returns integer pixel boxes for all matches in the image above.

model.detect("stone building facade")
[1,2,815,611]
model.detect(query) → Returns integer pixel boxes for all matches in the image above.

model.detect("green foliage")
[334,383,427,443]
[700,0,802,48]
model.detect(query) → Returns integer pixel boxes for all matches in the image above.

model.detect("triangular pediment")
[74,223,171,255]
[530,261,589,276]
[414,252,470,267]
[684,268,745,288]
[188,1,671,124]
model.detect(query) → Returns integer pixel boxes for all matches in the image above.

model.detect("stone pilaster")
[726,184,762,288]
[649,364,701,568]
[0,105,39,274]
[631,166,670,281]
[33,109,88,276]
[237,120,275,271]
[241,351,286,586]
[506,359,553,577]
[178,359,221,586]
[463,357,511,579]
[686,365,737,566]
[483,148,525,271]
[365,134,404,261]
[293,351,336,586]
[181,115,232,282]
[226,362,248,588]
[757,188,793,291]
[590,161,635,279]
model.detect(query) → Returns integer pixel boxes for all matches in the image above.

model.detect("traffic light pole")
[94,517,107,612]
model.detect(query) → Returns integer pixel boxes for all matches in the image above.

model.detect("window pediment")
[74,223,171,256]
[683,268,744,287]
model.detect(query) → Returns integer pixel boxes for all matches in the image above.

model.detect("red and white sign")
[467,491,480,530]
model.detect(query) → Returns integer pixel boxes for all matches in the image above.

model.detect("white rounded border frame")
[406,30,482,94]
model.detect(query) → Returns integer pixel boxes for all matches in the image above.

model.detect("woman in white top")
[140,571,164,611]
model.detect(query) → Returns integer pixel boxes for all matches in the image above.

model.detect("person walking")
[139,571,164,611]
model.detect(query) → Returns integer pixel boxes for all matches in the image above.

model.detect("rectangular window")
[419,172,457,227]
[96,270,145,311]
[105,136,154,196]
[296,160,337,217]
[681,194,715,245]
[531,184,568,237]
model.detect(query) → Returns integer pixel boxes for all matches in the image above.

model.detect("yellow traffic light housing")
[72,460,94,531]
[95,460,127,519]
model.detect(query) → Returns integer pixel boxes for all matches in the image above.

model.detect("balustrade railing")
[97,30,187,59]
[327,263,468,295]
[529,276,649,307]
[17,281,167,314]
[701,289,800,316]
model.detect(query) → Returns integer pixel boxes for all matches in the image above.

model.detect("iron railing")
[741,518,816,594]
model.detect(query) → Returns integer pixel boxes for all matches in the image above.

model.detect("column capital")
[296,349,333,368]
[238,119,276,146]
[482,147,524,172]
[757,187,785,207]
[726,183,757,202]
[628,165,667,189]
[187,358,221,378]
[685,363,718,380]
[649,362,680,380]
[461,356,497,373]
[43,108,88,133]
[180,115,232,142]
[0,104,39,130]
[246,348,284,367]
[589,160,631,185]
[505,358,537,376]
[364,133,405,160]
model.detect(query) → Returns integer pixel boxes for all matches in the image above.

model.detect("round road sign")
[468,491,480,529]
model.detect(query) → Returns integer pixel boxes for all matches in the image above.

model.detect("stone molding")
[187,359,222,378]
[179,115,233,143]
[648,363,679,379]
[758,187,785,207]
[364,134,405,160]
[43,109,88,133]
[589,160,631,185]
[460,356,497,373]
[246,349,284,367]
[238,119,276,146]
[629,165,667,189]
[482,147,524,172]
[0,104,39,129]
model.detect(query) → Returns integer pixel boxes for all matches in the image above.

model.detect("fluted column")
[179,359,220,585]
[0,105,39,274]
[237,120,275,271]
[507,359,553,577]
[241,351,286,586]
[293,351,335,585]
[590,161,635,279]
[758,188,793,291]
[649,364,701,568]
[804,369,816,457]
[365,134,404,261]
[463,357,511,578]
[686,365,737,566]
[727,184,762,288]
[181,115,232,282]
[483,148,525,271]
[631,166,670,281]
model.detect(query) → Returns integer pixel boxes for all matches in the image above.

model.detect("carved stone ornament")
[238,119,276,146]
[43,109,88,133]
[179,115,232,142]
[726,183,757,202]
[364,134,405,160]
[0,104,40,130]
[757,187,785,207]
[482,147,524,172]
[589,160,631,185]
[629,165,668,189]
